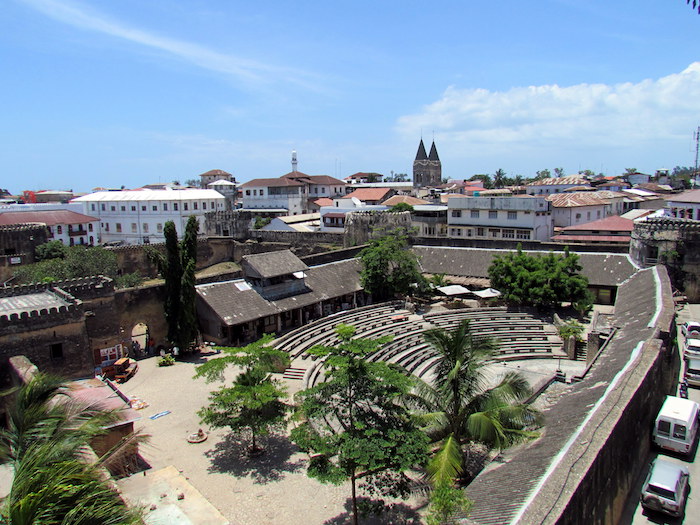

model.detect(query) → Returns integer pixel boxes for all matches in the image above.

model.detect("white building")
[0,208,99,246]
[666,189,700,220]
[547,192,629,228]
[241,172,346,214]
[447,196,552,241]
[71,188,226,245]
[526,176,590,195]
[319,198,388,232]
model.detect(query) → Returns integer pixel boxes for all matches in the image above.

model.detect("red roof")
[343,188,392,201]
[241,178,303,188]
[560,215,634,232]
[313,198,334,207]
[323,212,346,219]
[0,210,99,226]
[551,234,631,243]
[382,195,429,206]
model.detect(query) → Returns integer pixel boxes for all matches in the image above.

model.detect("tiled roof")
[343,188,392,201]
[281,172,346,186]
[241,250,308,279]
[241,178,304,188]
[546,192,610,208]
[527,176,588,186]
[382,195,430,206]
[560,215,634,232]
[196,259,363,326]
[312,198,334,207]
[0,209,98,226]
[550,234,631,243]
[412,246,638,287]
[199,169,231,177]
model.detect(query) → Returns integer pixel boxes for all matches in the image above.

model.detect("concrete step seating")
[282,367,306,380]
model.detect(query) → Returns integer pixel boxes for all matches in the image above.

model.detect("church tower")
[413,139,442,189]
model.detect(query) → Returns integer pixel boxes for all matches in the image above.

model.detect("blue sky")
[2,0,700,193]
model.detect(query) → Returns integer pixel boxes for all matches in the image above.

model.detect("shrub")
[158,354,175,367]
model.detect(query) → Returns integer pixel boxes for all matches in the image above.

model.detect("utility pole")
[694,126,700,188]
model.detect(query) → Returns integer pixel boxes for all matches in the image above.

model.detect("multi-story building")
[447,195,553,241]
[71,188,226,245]
[0,209,99,246]
[547,192,615,228]
[666,189,700,220]
[198,169,235,188]
[240,172,346,215]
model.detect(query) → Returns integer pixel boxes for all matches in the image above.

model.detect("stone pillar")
[587,331,601,366]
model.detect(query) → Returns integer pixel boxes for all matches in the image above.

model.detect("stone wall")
[343,210,412,247]
[0,223,48,282]
[114,284,168,349]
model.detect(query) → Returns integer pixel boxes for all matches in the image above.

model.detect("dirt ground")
[116,352,426,525]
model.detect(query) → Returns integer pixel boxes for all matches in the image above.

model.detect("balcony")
[68,228,88,237]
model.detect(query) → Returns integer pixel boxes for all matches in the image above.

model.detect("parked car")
[681,321,700,338]
[640,458,689,518]
[684,338,700,359]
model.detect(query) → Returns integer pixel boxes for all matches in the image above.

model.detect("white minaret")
[291,150,298,172]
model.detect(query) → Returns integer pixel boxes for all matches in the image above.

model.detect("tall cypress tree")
[163,221,182,345]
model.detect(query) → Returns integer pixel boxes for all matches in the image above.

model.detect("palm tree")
[405,320,540,486]
[0,373,143,524]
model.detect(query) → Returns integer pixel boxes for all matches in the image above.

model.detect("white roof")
[208,180,236,186]
[622,188,657,197]
[436,284,471,296]
[472,287,502,298]
[71,188,225,203]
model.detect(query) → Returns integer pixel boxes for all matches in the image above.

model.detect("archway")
[130,323,150,358]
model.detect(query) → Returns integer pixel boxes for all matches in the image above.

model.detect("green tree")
[148,216,199,350]
[390,202,414,213]
[688,0,699,14]
[535,169,551,180]
[194,335,290,455]
[291,325,429,525]
[469,174,493,189]
[359,229,427,301]
[404,320,540,488]
[488,246,589,309]
[493,169,507,189]
[34,240,68,261]
[553,167,565,177]
[0,374,143,524]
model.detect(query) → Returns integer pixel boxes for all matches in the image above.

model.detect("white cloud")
[396,63,700,158]
[18,0,323,91]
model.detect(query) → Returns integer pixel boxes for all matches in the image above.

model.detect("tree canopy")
[291,325,428,525]
[358,229,427,301]
[488,246,589,309]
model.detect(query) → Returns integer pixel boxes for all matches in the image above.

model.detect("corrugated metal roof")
[0,209,98,226]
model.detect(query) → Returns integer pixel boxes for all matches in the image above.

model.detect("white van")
[686,357,700,387]
[652,396,699,455]
[684,338,700,359]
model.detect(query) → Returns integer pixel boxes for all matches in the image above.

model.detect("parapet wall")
[0,275,113,300]
[343,210,412,246]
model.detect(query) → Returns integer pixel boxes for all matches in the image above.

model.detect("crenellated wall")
[343,210,413,246]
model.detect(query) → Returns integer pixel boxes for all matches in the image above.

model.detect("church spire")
[415,139,428,161]
[428,141,440,161]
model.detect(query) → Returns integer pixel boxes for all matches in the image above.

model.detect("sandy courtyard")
[116,352,425,525]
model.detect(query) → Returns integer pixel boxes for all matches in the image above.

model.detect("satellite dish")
[351,197,362,207]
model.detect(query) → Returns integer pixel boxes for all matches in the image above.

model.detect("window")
[131,206,136,211]
[202,202,206,210]
[516,230,530,240]
[131,223,137,233]
[246,190,251,196]
[321,187,326,193]
[116,223,122,233]
[211,201,215,208]
[476,227,485,237]
[152,205,158,211]
[673,424,687,440]
[184,203,189,211]
[50,343,63,360]
[56,225,62,234]
[503,229,515,239]
[575,213,582,219]
[508,211,517,220]
[489,211,498,219]
[314,187,318,194]
[121,206,126,211]
[111,206,116,211]
[490,228,499,238]
[260,190,264,196]
[253,190,257,196]
[91,204,96,211]
[450,228,458,236]
[587,212,591,220]
[142,206,147,212]
[471,210,479,219]
[143,223,149,233]
[88,224,93,232]
[597,210,601,218]
[163,203,168,211]
[193,202,198,210]
[657,420,671,436]
[174,203,179,211]
[157,223,163,233]
[451,210,462,218]
[105,223,110,232]
[101,204,106,211]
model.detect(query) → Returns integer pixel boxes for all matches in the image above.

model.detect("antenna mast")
[694,126,700,187]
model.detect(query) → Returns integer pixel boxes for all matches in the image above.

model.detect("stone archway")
[130,322,150,357]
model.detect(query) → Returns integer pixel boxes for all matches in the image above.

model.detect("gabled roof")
[199,169,231,177]
[241,178,304,188]
[667,189,700,204]
[382,195,430,206]
[280,172,346,186]
[0,209,99,226]
[241,250,308,279]
[527,176,589,187]
[313,198,334,207]
[343,188,392,201]
[415,139,428,161]
[559,215,634,232]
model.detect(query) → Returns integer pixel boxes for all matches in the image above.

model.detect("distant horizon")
[3,1,700,194]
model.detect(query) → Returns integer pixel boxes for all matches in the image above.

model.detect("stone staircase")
[282,367,306,380]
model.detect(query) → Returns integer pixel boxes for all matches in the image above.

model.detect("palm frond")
[426,434,463,486]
